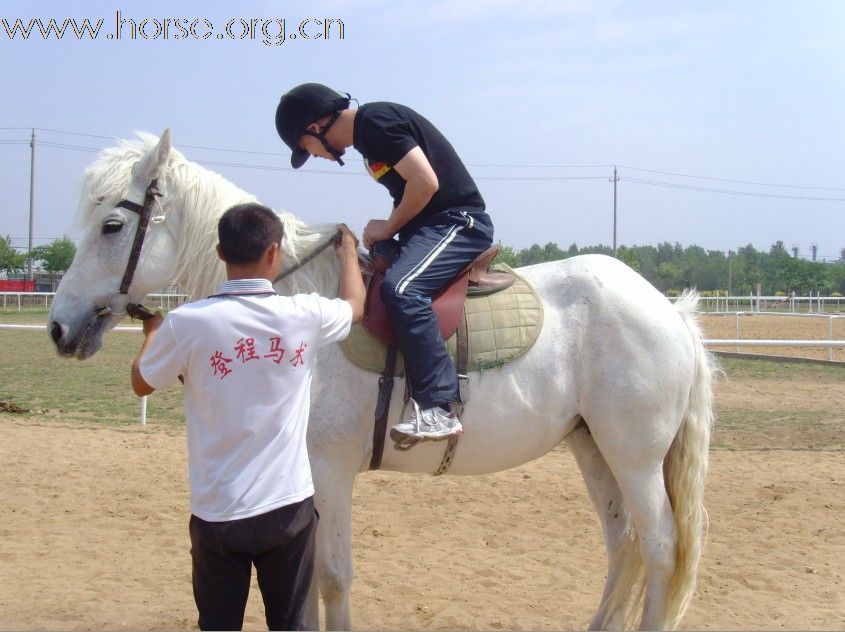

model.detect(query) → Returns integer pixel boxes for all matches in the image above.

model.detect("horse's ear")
[132,128,172,185]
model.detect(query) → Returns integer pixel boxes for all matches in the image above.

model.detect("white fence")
[1,315,842,425]
[0,292,189,311]
[4,292,843,313]
[700,312,843,362]
[686,294,843,314]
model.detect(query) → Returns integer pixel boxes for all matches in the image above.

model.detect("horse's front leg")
[311,456,357,630]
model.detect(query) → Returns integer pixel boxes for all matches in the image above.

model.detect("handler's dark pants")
[189,496,318,631]
[381,208,494,409]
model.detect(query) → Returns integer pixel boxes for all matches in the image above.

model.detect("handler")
[131,203,364,631]
[274,83,494,442]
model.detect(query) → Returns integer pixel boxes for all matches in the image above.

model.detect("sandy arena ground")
[1,313,843,630]
[0,416,842,631]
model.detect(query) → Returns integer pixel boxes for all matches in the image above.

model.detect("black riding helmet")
[275,83,351,168]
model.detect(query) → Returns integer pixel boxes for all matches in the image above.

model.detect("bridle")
[95,179,162,320]
[94,177,342,319]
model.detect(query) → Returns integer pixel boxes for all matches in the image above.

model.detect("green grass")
[713,409,843,450]
[0,309,51,322]
[716,356,845,379]
[1,314,842,451]
[0,324,184,427]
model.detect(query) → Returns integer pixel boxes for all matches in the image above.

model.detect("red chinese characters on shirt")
[290,341,307,367]
[264,336,286,364]
[209,350,233,379]
[235,337,260,363]
[209,335,306,378]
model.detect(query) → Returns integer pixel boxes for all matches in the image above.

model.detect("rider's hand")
[142,311,164,337]
[362,219,395,250]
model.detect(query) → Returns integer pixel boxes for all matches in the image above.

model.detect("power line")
[475,175,608,181]
[3,125,844,192]
[35,127,117,141]
[620,165,845,192]
[465,162,610,169]
[38,141,102,153]
[623,177,845,202]
[194,158,366,176]
[22,135,615,181]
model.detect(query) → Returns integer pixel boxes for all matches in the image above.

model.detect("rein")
[95,179,161,320]
[274,229,342,283]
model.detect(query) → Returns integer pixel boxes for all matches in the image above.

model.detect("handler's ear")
[266,242,281,264]
[216,243,226,262]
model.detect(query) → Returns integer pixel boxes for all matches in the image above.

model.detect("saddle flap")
[360,241,514,346]
[363,271,469,347]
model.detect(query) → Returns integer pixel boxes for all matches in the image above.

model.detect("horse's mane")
[78,132,342,299]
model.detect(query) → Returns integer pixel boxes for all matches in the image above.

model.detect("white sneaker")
[391,405,463,441]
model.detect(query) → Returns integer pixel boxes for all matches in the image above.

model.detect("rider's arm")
[385,146,439,234]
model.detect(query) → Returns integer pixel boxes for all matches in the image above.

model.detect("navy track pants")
[381,208,494,409]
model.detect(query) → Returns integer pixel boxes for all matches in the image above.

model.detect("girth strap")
[369,344,398,470]
[435,309,468,476]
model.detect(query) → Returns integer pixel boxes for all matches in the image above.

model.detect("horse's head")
[49,130,182,359]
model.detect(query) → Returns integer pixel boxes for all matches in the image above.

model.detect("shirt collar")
[215,278,276,295]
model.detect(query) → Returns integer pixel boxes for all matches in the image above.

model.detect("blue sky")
[1,0,843,260]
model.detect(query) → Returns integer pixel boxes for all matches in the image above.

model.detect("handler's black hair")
[217,203,284,265]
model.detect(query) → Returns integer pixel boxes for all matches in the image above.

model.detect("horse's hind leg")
[566,425,635,631]
[590,425,678,631]
[616,466,676,630]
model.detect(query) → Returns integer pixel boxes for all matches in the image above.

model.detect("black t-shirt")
[352,102,485,235]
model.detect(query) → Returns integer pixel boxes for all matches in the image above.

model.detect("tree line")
[0,236,76,276]
[496,240,845,296]
[2,235,844,296]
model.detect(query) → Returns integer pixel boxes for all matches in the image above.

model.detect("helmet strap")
[304,110,345,166]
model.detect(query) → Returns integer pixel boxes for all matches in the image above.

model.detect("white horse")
[49,131,715,631]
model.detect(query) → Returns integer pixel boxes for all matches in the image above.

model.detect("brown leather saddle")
[359,241,514,346]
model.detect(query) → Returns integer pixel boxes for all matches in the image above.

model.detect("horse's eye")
[102,220,123,235]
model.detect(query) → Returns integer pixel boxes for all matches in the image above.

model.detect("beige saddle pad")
[339,266,544,376]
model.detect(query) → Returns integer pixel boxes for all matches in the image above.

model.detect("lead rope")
[274,230,342,282]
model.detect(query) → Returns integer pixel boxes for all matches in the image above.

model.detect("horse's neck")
[166,166,340,300]
[168,168,257,299]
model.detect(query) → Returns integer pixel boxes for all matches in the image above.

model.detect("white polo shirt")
[140,278,352,522]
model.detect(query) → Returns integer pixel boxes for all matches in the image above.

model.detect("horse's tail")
[663,290,716,628]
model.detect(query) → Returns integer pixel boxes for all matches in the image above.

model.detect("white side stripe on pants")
[396,224,463,295]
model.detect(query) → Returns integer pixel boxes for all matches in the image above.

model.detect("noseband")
[96,179,161,320]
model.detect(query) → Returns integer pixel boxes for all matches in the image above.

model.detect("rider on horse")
[275,83,494,442]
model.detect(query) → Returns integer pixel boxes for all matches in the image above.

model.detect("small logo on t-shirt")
[365,160,391,180]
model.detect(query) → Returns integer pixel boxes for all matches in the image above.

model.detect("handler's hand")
[362,219,395,250]
[142,312,164,337]
[334,224,359,256]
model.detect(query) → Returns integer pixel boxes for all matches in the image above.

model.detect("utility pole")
[28,128,35,282]
[728,249,732,297]
[610,166,619,256]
